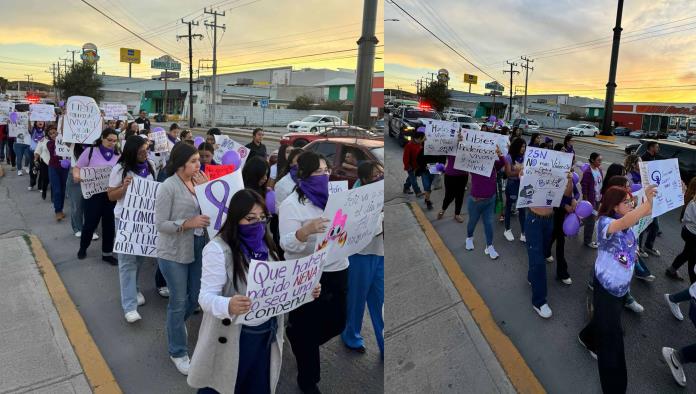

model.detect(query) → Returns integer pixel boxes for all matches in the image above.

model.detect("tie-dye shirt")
[594,216,637,297]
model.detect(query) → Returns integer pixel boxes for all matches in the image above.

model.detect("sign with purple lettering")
[114,177,160,257]
[194,170,244,238]
[516,146,573,208]
[639,158,684,218]
[241,249,327,325]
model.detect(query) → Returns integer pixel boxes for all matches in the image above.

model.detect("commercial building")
[612,102,696,132]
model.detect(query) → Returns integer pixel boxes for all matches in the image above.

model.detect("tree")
[419,81,450,112]
[288,95,314,110]
[0,77,8,93]
[566,111,583,121]
[56,63,103,101]
[317,99,352,111]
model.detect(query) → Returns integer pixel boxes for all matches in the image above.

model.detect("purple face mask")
[238,222,269,261]
[298,174,329,209]
[289,165,298,183]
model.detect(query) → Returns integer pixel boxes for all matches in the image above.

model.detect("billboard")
[120,48,141,64]
[463,74,478,84]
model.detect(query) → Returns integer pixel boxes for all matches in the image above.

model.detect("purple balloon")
[435,163,445,172]
[9,112,17,123]
[152,127,165,133]
[221,150,241,168]
[563,213,581,236]
[630,183,642,193]
[581,163,590,173]
[572,172,579,184]
[194,136,204,148]
[58,100,65,107]
[265,190,276,214]
[488,115,497,123]
[60,159,71,169]
[575,200,593,219]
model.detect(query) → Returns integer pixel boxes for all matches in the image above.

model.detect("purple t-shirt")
[444,156,467,176]
[594,216,637,297]
[76,146,119,168]
[469,158,504,199]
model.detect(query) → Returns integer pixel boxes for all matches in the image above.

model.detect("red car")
[280,126,382,148]
[303,137,384,188]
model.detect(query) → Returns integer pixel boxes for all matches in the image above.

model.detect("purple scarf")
[135,162,149,178]
[289,165,298,183]
[239,222,269,261]
[167,134,178,144]
[298,174,329,209]
[99,145,115,161]
[32,128,44,142]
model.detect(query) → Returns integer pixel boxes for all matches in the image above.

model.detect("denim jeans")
[13,143,29,171]
[669,288,692,304]
[403,170,421,194]
[341,254,384,357]
[0,139,5,161]
[504,178,525,233]
[525,211,554,307]
[466,195,495,245]
[640,217,659,250]
[115,218,148,313]
[158,235,204,357]
[66,171,84,233]
[419,172,433,193]
[48,166,69,213]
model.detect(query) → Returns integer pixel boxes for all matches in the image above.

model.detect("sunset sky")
[0,0,383,85]
[385,0,696,103]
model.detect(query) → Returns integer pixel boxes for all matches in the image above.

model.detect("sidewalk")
[0,235,91,394]
[384,202,516,393]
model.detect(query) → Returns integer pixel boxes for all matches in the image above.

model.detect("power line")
[215,47,383,70]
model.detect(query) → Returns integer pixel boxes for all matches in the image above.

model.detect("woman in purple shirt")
[503,137,526,242]
[73,128,121,265]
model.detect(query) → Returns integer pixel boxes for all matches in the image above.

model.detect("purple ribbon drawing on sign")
[204,179,230,230]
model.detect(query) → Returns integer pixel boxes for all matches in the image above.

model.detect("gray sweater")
[155,174,201,263]
[684,200,696,235]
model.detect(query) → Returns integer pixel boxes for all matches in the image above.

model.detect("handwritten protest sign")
[316,180,384,262]
[453,130,501,176]
[213,136,250,167]
[8,111,29,141]
[150,130,168,153]
[242,249,327,325]
[194,170,245,238]
[55,133,72,158]
[79,166,112,199]
[329,180,348,194]
[114,177,160,257]
[422,119,459,155]
[103,103,128,120]
[203,164,235,180]
[632,189,652,236]
[29,104,56,122]
[62,96,103,144]
[516,147,573,208]
[639,158,684,218]
[0,102,14,125]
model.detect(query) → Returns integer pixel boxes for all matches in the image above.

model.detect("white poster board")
[639,158,684,218]
[0,102,13,125]
[213,136,250,168]
[150,130,168,153]
[422,119,459,155]
[8,111,29,142]
[453,130,501,176]
[329,180,348,195]
[55,133,72,158]
[79,166,112,199]
[103,103,128,121]
[242,249,327,325]
[516,147,573,208]
[194,170,245,238]
[315,180,384,263]
[62,96,103,144]
[632,189,652,236]
[29,104,56,122]
[114,177,160,257]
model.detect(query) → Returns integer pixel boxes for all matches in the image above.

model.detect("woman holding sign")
[189,189,321,394]
[74,128,121,265]
[578,184,656,393]
[279,151,348,394]
[27,121,46,190]
[44,126,70,220]
[33,124,53,200]
[503,137,527,242]
[155,142,210,375]
[107,135,156,323]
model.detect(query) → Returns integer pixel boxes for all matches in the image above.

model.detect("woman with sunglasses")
[279,151,348,394]
[74,128,121,264]
[578,184,656,393]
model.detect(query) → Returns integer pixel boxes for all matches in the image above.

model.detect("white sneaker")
[74,231,82,238]
[465,238,474,251]
[625,300,644,313]
[546,256,554,263]
[503,229,515,242]
[664,294,684,321]
[17,170,22,176]
[662,347,687,387]
[170,355,190,375]
[519,234,526,243]
[561,277,573,285]
[158,287,170,297]
[124,310,141,323]
[484,245,499,260]
[27,186,33,191]
[92,233,99,240]
[137,292,145,306]
[533,304,553,319]
[586,242,598,249]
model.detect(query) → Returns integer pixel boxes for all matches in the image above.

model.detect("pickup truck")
[385,106,440,146]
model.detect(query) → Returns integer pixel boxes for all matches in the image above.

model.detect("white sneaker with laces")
[561,277,572,285]
[503,229,515,242]
[519,234,526,243]
[533,304,552,319]
[92,233,99,240]
[664,294,684,321]
[170,355,190,376]
[17,170,22,176]
[484,245,499,260]
[158,287,170,297]
[137,292,145,306]
[27,186,33,191]
[124,310,141,323]
[465,238,474,251]
[586,242,598,249]
[546,256,554,263]
[74,231,82,238]
[625,300,644,313]
[662,347,687,387]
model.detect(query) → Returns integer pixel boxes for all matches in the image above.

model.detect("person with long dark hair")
[33,124,54,200]
[155,142,210,375]
[437,150,468,223]
[581,152,603,249]
[66,143,97,239]
[107,135,157,323]
[279,151,348,393]
[563,134,575,154]
[74,128,121,264]
[197,142,216,173]
[274,148,303,208]
[43,126,70,220]
[26,120,46,190]
[242,156,270,197]
[503,137,527,242]
[528,132,541,148]
[269,145,293,188]
[189,189,321,393]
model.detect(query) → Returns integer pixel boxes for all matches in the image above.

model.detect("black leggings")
[38,161,50,194]
[671,226,696,283]
[79,192,116,255]
[441,174,468,215]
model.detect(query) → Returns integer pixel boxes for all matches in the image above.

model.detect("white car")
[568,124,599,137]
[447,114,481,131]
[286,115,346,133]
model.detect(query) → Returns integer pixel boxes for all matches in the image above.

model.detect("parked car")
[634,139,696,182]
[646,129,668,139]
[281,125,381,147]
[447,114,481,131]
[625,143,641,155]
[612,126,631,136]
[286,114,346,133]
[302,137,384,188]
[568,124,599,136]
[513,118,541,135]
[629,130,646,138]
[373,118,385,134]
[386,106,440,146]
[688,135,696,146]
[667,132,688,143]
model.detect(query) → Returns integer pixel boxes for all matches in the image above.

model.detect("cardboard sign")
[639,158,684,218]
[114,177,160,257]
[453,130,501,176]
[0,102,14,125]
[55,133,72,158]
[150,130,169,153]
[329,180,348,194]
[8,111,29,141]
[315,180,384,263]
[29,104,56,122]
[194,170,245,238]
[422,119,459,155]
[79,166,112,199]
[213,136,250,168]
[242,249,327,325]
[632,189,652,236]
[103,103,128,121]
[516,147,573,208]
[62,96,103,144]
[204,164,235,180]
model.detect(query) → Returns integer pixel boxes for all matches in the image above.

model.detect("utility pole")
[601,0,624,139]
[204,8,226,127]
[351,0,378,127]
[60,58,70,75]
[48,64,57,101]
[520,56,534,117]
[24,74,33,92]
[178,18,203,128]
[66,49,79,69]
[503,61,519,121]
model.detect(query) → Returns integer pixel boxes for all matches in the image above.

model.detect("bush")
[288,95,314,110]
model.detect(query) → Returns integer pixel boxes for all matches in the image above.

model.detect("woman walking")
[33,125,52,199]
[666,177,696,283]
[581,153,603,249]
[437,154,468,223]
[44,127,69,220]
[503,137,527,242]
[27,121,46,190]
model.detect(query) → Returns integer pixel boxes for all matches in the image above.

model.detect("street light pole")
[351,0,378,128]
[600,0,624,140]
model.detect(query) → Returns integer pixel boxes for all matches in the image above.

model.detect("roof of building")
[313,77,356,87]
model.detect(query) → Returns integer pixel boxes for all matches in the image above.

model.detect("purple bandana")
[239,222,269,261]
[135,162,149,178]
[32,128,44,142]
[299,174,329,209]
[289,165,298,183]
[99,145,115,161]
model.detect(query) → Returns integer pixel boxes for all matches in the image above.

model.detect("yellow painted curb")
[410,203,546,394]
[28,234,122,394]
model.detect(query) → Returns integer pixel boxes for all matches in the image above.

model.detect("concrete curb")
[409,202,546,394]
[539,128,621,149]
[28,234,122,394]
